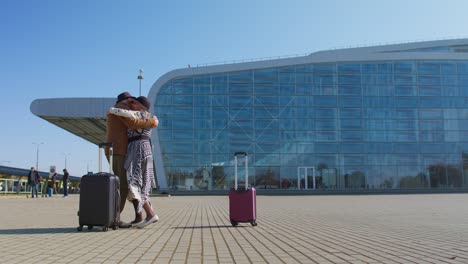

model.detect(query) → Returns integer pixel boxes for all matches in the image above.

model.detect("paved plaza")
[0,193,467,264]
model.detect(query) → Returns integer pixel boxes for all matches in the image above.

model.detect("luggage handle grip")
[234,152,248,191]
[98,142,113,174]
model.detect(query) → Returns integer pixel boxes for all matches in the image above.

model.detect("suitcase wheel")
[231,221,238,227]
[102,227,109,232]
[251,220,257,226]
[112,225,118,230]
[77,226,83,232]
[88,225,93,230]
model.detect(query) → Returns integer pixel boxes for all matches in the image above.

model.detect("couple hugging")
[106,92,159,228]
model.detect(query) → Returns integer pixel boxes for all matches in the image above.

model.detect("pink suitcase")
[229,152,257,227]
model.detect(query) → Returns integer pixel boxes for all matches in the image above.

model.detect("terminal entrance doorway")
[297,167,315,190]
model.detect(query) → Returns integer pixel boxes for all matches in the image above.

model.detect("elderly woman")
[108,96,159,228]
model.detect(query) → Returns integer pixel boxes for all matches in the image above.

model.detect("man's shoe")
[118,221,133,228]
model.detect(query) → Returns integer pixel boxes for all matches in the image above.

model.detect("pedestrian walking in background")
[62,169,69,197]
[51,172,57,194]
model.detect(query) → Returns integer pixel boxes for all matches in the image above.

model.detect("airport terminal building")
[31,39,468,192]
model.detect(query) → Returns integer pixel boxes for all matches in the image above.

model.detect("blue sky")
[1,0,468,176]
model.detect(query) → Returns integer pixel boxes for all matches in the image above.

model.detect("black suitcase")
[77,143,120,232]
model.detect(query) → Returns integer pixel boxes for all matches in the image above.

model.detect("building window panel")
[419,109,443,119]
[255,119,278,130]
[194,83,211,94]
[172,107,193,118]
[395,86,417,96]
[229,83,253,94]
[419,98,443,108]
[255,107,279,119]
[418,63,440,74]
[457,62,468,74]
[280,130,296,141]
[279,72,295,84]
[315,143,339,153]
[314,74,335,85]
[341,131,363,141]
[441,63,456,74]
[376,74,393,85]
[295,119,314,130]
[295,64,313,72]
[295,73,313,84]
[212,83,228,94]
[338,63,361,74]
[278,107,297,119]
[362,63,378,74]
[338,75,361,85]
[339,96,362,107]
[393,143,419,153]
[316,131,337,141]
[173,95,193,106]
[316,119,337,130]
[315,108,337,119]
[394,62,416,74]
[230,107,253,120]
[340,119,362,130]
[314,64,335,74]
[418,76,441,86]
[256,130,280,141]
[173,119,193,129]
[254,83,279,95]
[173,83,193,94]
[230,96,252,107]
[395,109,417,119]
[378,63,393,74]
[254,69,278,83]
[172,130,194,141]
[394,75,416,85]
[419,86,442,96]
[229,71,253,83]
[396,97,419,107]
[280,84,295,95]
[296,84,313,95]
[340,108,362,118]
[194,119,211,129]
[338,85,361,95]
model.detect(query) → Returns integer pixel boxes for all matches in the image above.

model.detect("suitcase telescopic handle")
[98,143,113,174]
[234,152,248,190]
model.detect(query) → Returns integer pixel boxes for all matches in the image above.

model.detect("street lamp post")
[62,153,71,169]
[137,69,143,96]
[32,142,44,170]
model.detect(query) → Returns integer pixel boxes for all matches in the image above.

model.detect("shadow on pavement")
[0,227,79,234]
[172,225,246,229]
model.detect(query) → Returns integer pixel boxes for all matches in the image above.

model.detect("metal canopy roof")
[30,98,115,145]
[38,116,107,145]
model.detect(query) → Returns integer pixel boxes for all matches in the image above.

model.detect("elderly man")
[106,92,158,228]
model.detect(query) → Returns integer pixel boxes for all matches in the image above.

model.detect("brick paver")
[0,194,467,263]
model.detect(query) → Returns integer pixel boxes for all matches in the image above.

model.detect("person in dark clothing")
[62,169,69,197]
[28,167,41,198]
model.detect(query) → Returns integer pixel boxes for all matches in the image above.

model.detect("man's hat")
[136,96,151,110]
[116,92,136,103]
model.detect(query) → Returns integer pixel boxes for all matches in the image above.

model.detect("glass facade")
[154,60,468,191]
